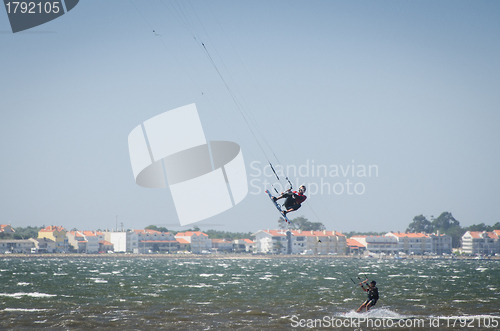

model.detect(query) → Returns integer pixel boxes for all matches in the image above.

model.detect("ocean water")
[0,257,499,330]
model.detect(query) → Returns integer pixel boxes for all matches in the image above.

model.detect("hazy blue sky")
[1,0,499,233]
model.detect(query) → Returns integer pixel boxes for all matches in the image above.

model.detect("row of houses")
[1,225,499,256]
[0,226,255,254]
[252,230,455,255]
[347,231,453,255]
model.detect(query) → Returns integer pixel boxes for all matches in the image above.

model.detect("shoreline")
[1,253,498,260]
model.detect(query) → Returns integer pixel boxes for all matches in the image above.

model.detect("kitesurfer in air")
[272,185,307,216]
[356,280,379,312]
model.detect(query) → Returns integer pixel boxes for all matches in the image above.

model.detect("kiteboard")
[265,190,290,223]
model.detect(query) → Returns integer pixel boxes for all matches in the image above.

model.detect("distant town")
[0,223,498,257]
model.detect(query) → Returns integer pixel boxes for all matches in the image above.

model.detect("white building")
[462,230,500,255]
[385,232,452,255]
[104,231,139,253]
[292,230,346,255]
[29,237,56,253]
[174,231,211,253]
[0,239,34,253]
[252,230,288,254]
[351,235,399,255]
[252,230,346,255]
[135,229,178,253]
[233,239,254,253]
[428,232,453,255]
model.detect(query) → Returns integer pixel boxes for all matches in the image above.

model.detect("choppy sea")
[0,257,498,330]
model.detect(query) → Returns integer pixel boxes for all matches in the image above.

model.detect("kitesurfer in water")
[272,185,307,216]
[356,280,379,312]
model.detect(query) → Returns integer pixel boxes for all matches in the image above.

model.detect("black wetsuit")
[283,191,307,211]
[364,286,379,306]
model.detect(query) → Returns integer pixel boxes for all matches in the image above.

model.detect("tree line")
[406,212,500,248]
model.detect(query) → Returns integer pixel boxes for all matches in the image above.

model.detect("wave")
[339,308,415,320]
[0,292,57,298]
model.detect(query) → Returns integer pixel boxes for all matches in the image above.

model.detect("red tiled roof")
[469,231,499,239]
[175,231,207,237]
[346,238,365,248]
[243,239,254,244]
[176,238,189,244]
[99,240,113,246]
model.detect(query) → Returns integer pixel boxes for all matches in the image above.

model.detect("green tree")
[406,215,433,233]
[12,226,42,239]
[465,223,490,232]
[432,212,460,232]
[343,231,386,238]
[203,229,253,240]
[281,216,325,231]
[431,212,464,248]
[145,225,169,233]
[273,241,284,253]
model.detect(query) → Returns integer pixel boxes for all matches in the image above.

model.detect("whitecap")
[4,308,49,312]
[340,308,413,320]
[0,292,56,298]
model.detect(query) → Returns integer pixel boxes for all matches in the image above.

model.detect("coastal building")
[67,231,87,253]
[385,232,432,255]
[38,226,68,253]
[461,231,500,255]
[99,240,114,252]
[211,239,233,252]
[175,231,211,253]
[252,230,288,254]
[0,224,15,234]
[293,230,346,255]
[81,231,100,253]
[346,238,365,255]
[104,231,139,253]
[176,238,189,251]
[0,239,34,253]
[29,237,56,253]
[384,232,452,255]
[350,235,399,255]
[134,229,178,253]
[428,232,453,255]
[233,239,254,253]
[252,229,346,255]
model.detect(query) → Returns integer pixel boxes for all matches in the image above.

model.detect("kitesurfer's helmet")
[370,281,376,286]
[299,185,306,193]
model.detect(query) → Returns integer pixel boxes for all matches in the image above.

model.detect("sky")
[1,0,499,234]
